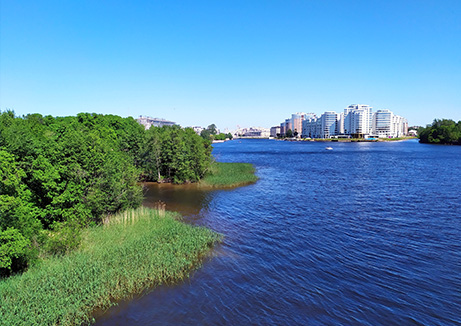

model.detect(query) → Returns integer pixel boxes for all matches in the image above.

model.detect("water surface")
[95,139,461,326]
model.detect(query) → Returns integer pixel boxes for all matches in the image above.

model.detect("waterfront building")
[279,119,292,137]
[337,112,345,134]
[285,119,293,134]
[270,126,281,137]
[284,105,407,139]
[372,109,408,138]
[391,114,408,137]
[343,104,373,137]
[291,113,307,137]
[234,127,270,138]
[278,112,315,137]
[137,116,176,129]
[372,109,392,138]
[321,111,338,138]
[302,111,342,138]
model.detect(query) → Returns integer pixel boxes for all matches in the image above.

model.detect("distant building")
[190,126,204,135]
[291,113,307,136]
[343,104,373,137]
[278,112,316,137]
[302,111,341,138]
[137,116,176,129]
[283,105,408,139]
[372,109,408,138]
[270,126,281,137]
[234,127,270,138]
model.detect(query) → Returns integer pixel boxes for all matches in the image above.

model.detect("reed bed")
[200,162,258,188]
[0,208,221,326]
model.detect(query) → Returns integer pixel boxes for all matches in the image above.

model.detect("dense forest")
[0,111,213,276]
[418,119,461,145]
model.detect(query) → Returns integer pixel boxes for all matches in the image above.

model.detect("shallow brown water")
[142,182,214,217]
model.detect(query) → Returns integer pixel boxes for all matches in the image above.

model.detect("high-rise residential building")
[322,111,338,138]
[283,105,407,139]
[302,111,341,138]
[337,112,345,134]
[391,115,408,137]
[372,109,393,138]
[372,109,408,138]
[301,116,317,138]
[291,112,307,136]
[343,104,373,137]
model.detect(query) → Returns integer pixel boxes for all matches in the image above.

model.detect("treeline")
[418,119,461,145]
[200,124,233,141]
[0,111,212,276]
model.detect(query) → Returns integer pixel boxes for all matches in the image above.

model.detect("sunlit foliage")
[418,119,461,145]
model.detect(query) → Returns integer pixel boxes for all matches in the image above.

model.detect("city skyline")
[1,1,460,130]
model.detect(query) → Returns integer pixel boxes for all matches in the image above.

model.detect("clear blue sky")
[1,0,460,130]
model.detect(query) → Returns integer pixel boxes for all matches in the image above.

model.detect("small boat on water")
[325,146,333,150]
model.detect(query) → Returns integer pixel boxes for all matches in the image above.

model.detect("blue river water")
[95,139,461,326]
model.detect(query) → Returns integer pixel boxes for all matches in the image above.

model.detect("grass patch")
[377,136,417,141]
[200,162,258,188]
[0,207,221,326]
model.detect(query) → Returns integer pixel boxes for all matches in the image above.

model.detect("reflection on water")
[142,183,214,218]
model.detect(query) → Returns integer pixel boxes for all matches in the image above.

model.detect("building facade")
[270,126,281,137]
[372,109,408,138]
[137,116,176,129]
[343,104,373,137]
[283,105,407,139]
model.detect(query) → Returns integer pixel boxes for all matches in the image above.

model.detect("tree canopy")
[200,124,232,141]
[418,119,461,145]
[0,111,212,275]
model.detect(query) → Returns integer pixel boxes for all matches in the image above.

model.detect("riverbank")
[280,136,417,142]
[0,207,221,326]
[200,162,258,188]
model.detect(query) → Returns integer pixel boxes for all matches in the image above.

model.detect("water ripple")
[95,140,461,326]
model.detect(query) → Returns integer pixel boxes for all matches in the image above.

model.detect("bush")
[0,228,30,276]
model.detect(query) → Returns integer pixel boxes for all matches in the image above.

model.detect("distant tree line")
[200,124,233,141]
[0,111,213,276]
[418,119,461,145]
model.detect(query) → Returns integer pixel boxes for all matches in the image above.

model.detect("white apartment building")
[391,115,408,137]
[343,104,373,137]
[302,112,341,138]
[291,105,408,139]
[372,109,408,138]
[322,111,338,138]
[301,116,317,138]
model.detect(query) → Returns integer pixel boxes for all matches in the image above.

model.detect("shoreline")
[199,162,258,188]
[144,162,258,189]
[278,137,417,142]
[0,208,221,326]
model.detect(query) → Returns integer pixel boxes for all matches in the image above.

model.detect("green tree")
[419,119,461,145]
[0,228,31,274]
[207,124,218,135]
